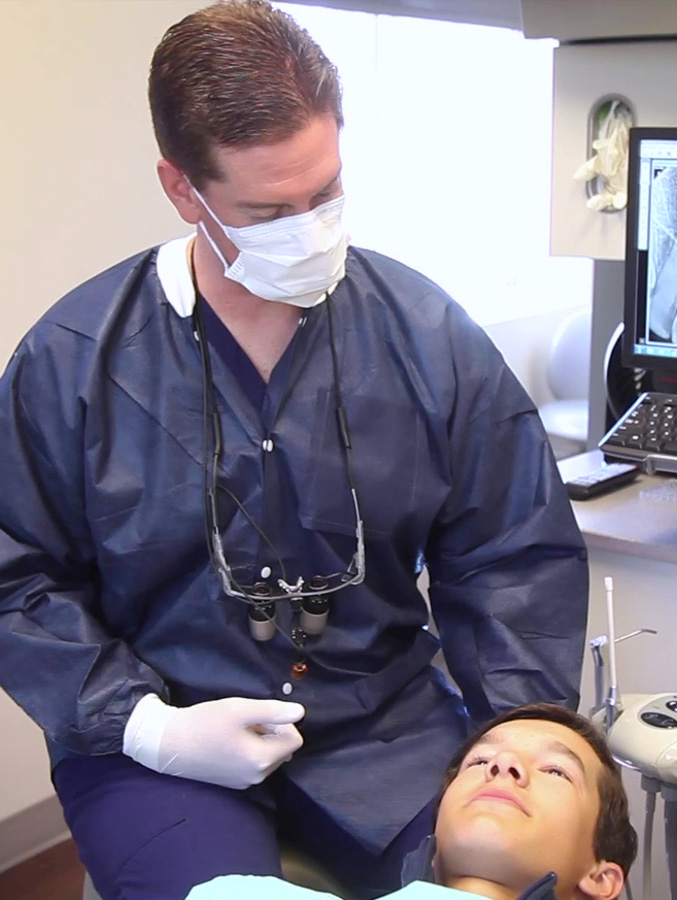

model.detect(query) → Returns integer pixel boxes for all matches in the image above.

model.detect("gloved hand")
[123,693,305,789]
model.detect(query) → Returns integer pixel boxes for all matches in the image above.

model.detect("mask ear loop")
[187,179,232,276]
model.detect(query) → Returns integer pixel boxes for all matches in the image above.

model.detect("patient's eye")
[543,765,572,782]
[463,755,489,768]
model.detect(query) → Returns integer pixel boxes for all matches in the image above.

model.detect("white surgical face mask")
[193,187,349,308]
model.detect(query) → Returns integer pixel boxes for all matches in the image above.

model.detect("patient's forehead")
[464,719,602,780]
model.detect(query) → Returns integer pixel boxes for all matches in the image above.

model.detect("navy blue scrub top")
[198,294,266,414]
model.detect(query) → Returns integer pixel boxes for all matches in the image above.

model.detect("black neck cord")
[188,248,359,672]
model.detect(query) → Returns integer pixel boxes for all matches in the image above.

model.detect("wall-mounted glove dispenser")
[550,40,677,260]
[573,96,634,213]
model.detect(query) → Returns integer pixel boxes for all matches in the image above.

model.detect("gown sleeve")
[425,306,589,726]
[0,324,167,755]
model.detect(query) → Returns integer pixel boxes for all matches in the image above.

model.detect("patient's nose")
[486,750,528,786]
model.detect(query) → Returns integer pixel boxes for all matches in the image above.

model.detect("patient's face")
[434,719,603,895]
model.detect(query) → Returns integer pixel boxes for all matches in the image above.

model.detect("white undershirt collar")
[156,233,197,318]
[155,232,340,316]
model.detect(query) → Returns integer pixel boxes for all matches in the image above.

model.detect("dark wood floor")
[0,839,84,900]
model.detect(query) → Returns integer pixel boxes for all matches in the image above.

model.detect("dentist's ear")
[157,159,202,225]
[577,859,624,900]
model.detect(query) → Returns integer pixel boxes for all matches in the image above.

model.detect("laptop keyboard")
[599,392,677,474]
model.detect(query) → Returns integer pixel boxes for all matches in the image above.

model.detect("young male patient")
[186,703,637,900]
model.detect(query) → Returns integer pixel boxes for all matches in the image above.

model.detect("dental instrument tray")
[599,391,677,475]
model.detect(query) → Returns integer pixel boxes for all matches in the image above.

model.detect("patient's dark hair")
[439,703,637,878]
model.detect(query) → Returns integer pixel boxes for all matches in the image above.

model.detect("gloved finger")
[234,699,306,727]
[259,757,293,781]
[249,726,303,768]
[259,722,304,749]
[254,719,304,736]
[241,734,303,784]
[258,747,302,781]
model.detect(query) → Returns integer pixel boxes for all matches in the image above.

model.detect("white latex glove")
[573,101,631,213]
[123,693,305,789]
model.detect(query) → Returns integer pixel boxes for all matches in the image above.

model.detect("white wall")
[485,306,584,408]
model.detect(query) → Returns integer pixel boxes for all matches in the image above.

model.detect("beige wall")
[0,692,53,822]
[0,0,205,841]
[0,0,205,370]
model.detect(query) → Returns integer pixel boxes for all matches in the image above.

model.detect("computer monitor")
[623,126,677,376]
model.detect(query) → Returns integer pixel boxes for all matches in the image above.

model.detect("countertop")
[558,450,677,564]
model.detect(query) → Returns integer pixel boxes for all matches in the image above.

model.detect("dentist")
[0,3,588,899]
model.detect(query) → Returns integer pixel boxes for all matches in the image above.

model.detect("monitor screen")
[623,126,677,374]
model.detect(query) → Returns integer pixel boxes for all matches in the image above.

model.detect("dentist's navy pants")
[54,755,435,900]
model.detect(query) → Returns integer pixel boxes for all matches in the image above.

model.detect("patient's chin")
[434,825,536,891]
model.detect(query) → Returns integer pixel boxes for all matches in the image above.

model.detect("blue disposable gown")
[0,239,588,852]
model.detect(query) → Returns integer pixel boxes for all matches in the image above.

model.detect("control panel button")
[641,711,677,729]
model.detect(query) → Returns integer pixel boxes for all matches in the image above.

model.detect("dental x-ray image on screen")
[623,127,677,374]
[648,164,677,342]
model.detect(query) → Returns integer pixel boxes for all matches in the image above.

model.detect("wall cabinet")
[551,40,677,260]
[521,0,677,42]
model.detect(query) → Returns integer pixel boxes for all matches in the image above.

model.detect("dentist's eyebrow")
[236,172,342,211]
[313,172,342,195]
[235,199,292,211]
